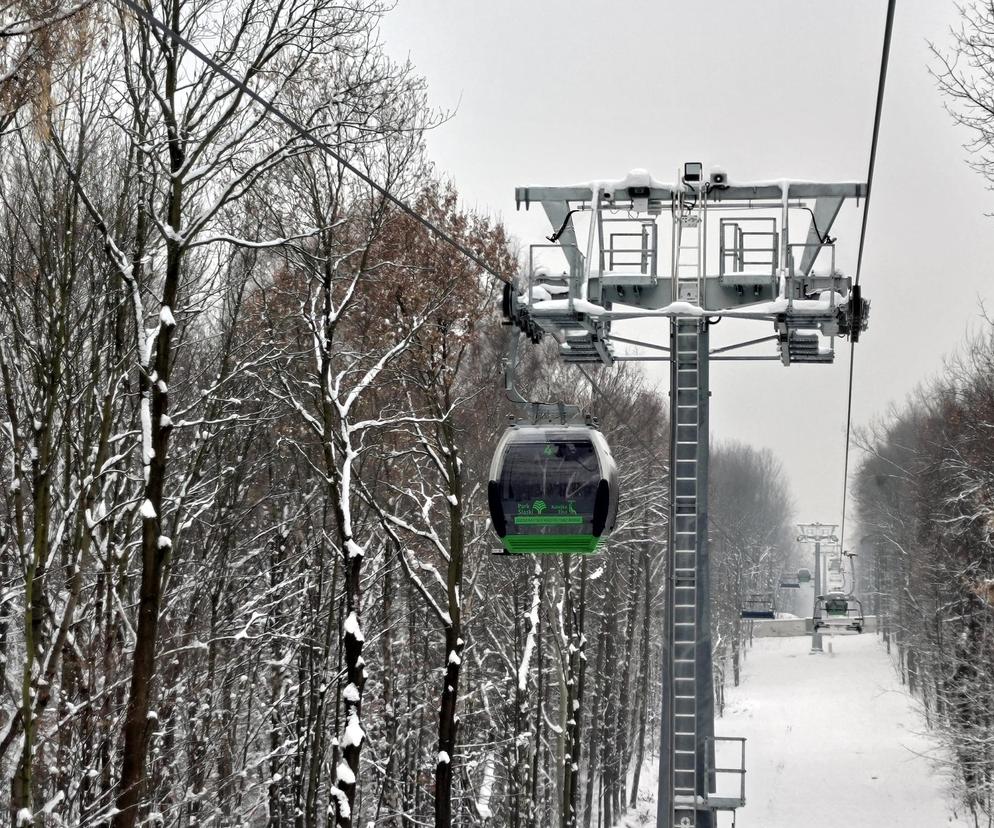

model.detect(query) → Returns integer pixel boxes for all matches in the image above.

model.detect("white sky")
[380,1,994,539]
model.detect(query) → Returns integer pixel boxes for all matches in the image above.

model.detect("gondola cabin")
[797,568,812,584]
[488,424,619,554]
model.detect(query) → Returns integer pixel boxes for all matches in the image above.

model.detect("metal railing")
[599,218,658,277]
[708,736,747,808]
[719,217,778,280]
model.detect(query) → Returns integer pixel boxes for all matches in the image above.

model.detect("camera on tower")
[683,161,703,185]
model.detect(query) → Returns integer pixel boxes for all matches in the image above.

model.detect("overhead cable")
[854,0,897,286]
[841,0,897,553]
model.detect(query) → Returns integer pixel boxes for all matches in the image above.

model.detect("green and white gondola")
[488,425,619,555]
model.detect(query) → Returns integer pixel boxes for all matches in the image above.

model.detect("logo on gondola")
[543,444,556,457]
[532,499,548,514]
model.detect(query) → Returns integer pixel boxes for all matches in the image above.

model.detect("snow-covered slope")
[624,634,969,827]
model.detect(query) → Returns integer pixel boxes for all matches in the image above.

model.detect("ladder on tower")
[672,184,705,305]
[668,188,706,828]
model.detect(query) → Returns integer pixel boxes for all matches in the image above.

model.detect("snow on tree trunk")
[560,556,586,828]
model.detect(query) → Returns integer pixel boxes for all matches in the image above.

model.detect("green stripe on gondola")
[503,534,601,554]
[513,515,585,525]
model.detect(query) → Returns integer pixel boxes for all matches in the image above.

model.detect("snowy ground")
[624,633,970,827]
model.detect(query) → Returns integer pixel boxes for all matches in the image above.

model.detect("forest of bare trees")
[0,1,807,826]
[837,11,994,824]
[709,443,795,708]
[855,324,994,826]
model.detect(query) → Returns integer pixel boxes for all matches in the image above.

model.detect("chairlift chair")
[740,593,776,620]
[812,591,864,633]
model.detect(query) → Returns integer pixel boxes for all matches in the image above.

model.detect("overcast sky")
[380,1,994,545]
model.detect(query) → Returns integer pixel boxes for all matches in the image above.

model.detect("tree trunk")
[435,421,465,827]
[111,34,184,823]
[530,575,545,828]
[380,550,403,827]
[561,557,587,828]
[630,549,652,811]
[583,622,607,828]
[435,623,462,827]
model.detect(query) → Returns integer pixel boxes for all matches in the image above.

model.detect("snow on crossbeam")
[517,178,866,209]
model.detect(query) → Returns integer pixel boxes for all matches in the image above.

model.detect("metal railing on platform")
[707,736,747,811]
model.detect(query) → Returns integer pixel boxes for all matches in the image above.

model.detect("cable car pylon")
[665,172,715,828]
[505,164,869,828]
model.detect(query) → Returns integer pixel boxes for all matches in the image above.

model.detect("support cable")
[839,342,857,551]
[109,0,510,285]
[840,0,896,552]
